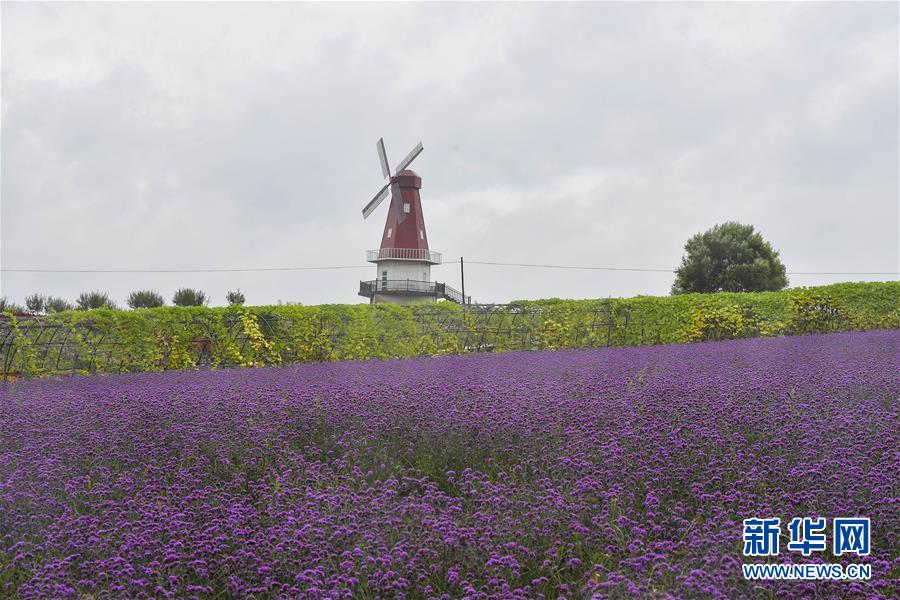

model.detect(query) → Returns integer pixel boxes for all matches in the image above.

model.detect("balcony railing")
[359,279,469,304]
[366,248,442,264]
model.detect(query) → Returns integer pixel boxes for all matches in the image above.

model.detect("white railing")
[359,279,467,304]
[366,248,442,264]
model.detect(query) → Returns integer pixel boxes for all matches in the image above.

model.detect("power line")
[1,265,370,273]
[464,261,673,273]
[462,261,899,276]
[786,272,899,276]
[1,261,896,276]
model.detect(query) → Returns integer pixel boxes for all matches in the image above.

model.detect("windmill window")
[387,228,393,238]
[419,229,424,240]
[403,203,410,214]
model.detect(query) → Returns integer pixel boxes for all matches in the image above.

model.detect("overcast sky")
[2,2,897,307]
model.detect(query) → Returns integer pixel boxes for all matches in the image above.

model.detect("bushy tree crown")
[672,222,788,294]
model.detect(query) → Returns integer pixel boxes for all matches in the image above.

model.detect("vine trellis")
[0,305,663,379]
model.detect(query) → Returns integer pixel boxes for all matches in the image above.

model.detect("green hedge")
[2,281,897,377]
[500,282,898,347]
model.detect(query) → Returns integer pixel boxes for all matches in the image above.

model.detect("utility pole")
[460,256,466,305]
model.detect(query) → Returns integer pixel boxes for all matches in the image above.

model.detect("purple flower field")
[1,330,898,598]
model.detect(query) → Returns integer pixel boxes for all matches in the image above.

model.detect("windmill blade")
[376,138,390,179]
[393,142,423,175]
[362,183,391,219]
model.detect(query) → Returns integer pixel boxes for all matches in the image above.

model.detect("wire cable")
[464,261,673,273]
[1,262,896,276]
[459,261,898,276]
[1,266,371,273]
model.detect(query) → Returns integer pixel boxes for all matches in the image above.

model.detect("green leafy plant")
[234,306,281,366]
[76,291,118,311]
[172,288,207,307]
[25,294,48,314]
[686,304,761,342]
[25,294,75,314]
[537,318,570,350]
[287,312,336,362]
[0,297,25,314]
[786,290,848,334]
[226,289,246,305]
[672,222,788,294]
[46,297,75,313]
[9,315,40,377]
[127,290,166,309]
[158,333,197,370]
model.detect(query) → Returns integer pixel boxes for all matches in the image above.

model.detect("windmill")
[358,138,466,304]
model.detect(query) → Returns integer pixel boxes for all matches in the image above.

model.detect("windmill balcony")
[359,279,469,304]
[366,248,442,264]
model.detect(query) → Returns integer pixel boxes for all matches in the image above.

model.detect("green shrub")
[25,294,48,313]
[77,291,117,311]
[786,290,849,334]
[25,294,75,314]
[46,297,75,313]
[847,309,900,331]
[4,314,40,377]
[226,290,246,306]
[0,298,25,314]
[173,288,207,307]
[128,290,166,309]
[686,304,762,342]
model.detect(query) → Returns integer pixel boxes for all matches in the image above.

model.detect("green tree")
[25,294,48,314]
[46,297,75,313]
[0,297,25,314]
[672,222,788,294]
[23,294,72,314]
[226,289,246,305]
[77,291,118,310]
[128,290,165,309]
[173,288,207,307]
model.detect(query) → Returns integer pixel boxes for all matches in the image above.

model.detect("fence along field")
[1,281,897,378]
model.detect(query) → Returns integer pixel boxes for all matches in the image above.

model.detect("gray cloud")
[2,2,897,307]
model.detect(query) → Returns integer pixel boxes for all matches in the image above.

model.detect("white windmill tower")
[358,138,466,304]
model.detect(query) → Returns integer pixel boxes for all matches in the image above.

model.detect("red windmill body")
[378,170,429,253]
[358,138,466,304]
